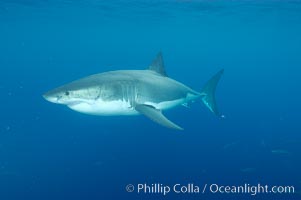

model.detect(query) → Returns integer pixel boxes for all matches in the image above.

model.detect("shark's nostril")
[55,95,64,102]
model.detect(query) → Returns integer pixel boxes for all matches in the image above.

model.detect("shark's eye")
[65,91,70,96]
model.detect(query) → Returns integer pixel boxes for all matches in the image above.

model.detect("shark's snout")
[43,91,59,104]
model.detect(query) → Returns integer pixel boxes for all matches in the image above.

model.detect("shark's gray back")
[61,70,199,104]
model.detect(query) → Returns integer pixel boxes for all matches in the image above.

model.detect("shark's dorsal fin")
[149,52,168,77]
[135,104,183,130]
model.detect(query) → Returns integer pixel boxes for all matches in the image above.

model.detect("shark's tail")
[200,69,224,116]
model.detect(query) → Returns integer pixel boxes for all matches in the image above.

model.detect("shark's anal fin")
[135,104,183,130]
[148,52,168,77]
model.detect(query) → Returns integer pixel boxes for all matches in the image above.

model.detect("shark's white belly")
[144,98,186,110]
[67,97,188,116]
[68,99,138,116]
[144,93,197,110]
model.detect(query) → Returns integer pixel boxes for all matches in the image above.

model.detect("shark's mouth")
[67,100,96,107]
[67,101,85,106]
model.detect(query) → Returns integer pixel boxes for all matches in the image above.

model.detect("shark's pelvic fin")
[135,104,183,130]
[200,69,224,116]
[149,52,168,77]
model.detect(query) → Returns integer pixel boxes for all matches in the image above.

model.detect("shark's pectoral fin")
[135,104,183,131]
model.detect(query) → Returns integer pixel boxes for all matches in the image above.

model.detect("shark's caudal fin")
[200,69,224,116]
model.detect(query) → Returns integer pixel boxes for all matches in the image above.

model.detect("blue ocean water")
[1,0,301,199]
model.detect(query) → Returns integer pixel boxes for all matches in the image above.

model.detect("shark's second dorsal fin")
[149,52,168,77]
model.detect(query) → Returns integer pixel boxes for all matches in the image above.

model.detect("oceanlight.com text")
[125,183,295,196]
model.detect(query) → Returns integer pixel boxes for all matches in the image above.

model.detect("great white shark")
[43,53,224,130]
